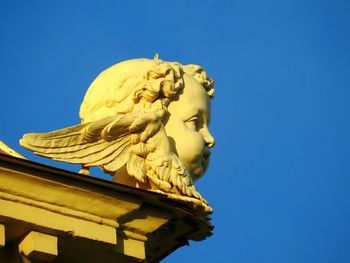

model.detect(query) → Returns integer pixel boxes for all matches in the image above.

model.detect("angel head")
[80,57,215,181]
[20,57,215,213]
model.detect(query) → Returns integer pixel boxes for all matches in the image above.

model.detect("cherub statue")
[20,56,215,213]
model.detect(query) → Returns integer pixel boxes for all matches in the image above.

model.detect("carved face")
[164,73,215,181]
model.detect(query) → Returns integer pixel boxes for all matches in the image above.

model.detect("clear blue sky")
[1,1,349,262]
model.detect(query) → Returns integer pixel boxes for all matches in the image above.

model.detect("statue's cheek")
[180,131,206,160]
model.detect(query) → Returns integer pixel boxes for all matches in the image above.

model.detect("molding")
[0,153,212,262]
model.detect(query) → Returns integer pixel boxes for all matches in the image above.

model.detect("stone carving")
[20,56,215,213]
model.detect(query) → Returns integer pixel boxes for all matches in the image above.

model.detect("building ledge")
[0,153,212,262]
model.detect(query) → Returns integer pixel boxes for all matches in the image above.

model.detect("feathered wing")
[20,111,211,212]
[20,115,135,172]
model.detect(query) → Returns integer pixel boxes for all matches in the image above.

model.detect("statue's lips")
[201,149,211,170]
[203,149,211,161]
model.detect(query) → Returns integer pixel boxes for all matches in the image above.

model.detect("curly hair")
[80,58,214,123]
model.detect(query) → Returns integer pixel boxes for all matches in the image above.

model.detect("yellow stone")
[116,237,146,259]
[0,140,25,159]
[0,56,215,262]
[0,151,212,262]
[0,224,4,247]
[19,57,215,214]
[19,231,57,261]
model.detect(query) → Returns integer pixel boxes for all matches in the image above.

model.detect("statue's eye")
[185,115,199,131]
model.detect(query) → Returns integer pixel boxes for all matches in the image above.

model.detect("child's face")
[165,73,215,181]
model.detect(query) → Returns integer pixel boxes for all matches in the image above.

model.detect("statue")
[20,56,215,214]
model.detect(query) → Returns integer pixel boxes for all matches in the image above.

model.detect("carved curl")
[80,59,214,124]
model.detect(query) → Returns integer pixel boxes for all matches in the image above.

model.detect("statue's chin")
[188,164,204,182]
[188,157,210,181]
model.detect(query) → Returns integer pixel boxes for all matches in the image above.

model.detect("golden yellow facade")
[0,153,212,262]
[1,57,215,262]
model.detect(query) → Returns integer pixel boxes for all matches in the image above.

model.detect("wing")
[19,111,166,176]
[20,111,211,212]
[19,114,136,171]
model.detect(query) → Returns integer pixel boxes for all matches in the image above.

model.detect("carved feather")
[20,115,133,166]
[20,111,206,204]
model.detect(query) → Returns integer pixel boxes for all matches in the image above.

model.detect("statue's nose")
[203,128,215,148]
